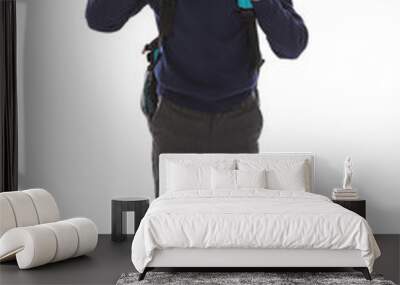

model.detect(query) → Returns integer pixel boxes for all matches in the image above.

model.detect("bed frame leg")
[354,267,372,280]
[138,268,148,281]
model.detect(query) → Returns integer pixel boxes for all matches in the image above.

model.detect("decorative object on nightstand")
[332,156,359,200]
[342,156,353,190]
[332,157,366,218]
[332,199,366,219]
[111,197,149,242]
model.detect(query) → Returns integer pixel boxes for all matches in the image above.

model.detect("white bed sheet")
[131,190,380,273]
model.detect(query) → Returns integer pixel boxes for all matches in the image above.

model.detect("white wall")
[16,0,400,234]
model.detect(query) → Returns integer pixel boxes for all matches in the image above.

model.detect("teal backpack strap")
[237,0,254,9]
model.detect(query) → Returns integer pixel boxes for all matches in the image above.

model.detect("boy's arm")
[252,0,308,59]
[86,0,148,32]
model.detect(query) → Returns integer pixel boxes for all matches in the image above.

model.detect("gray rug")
[116,272,396,285]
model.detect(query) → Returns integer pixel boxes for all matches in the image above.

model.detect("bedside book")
[332,188,359,200]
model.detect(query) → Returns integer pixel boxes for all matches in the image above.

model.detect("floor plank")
[373,234,400,284]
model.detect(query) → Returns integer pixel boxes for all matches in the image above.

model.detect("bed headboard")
[159,153,315,196]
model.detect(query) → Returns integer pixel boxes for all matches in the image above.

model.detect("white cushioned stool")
[0,189,98,269]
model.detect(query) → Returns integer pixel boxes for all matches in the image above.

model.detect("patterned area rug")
[116,272,396,285]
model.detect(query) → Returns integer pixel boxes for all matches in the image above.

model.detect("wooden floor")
[0,235,398,285]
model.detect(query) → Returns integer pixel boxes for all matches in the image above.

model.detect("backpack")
[141,0,264,119]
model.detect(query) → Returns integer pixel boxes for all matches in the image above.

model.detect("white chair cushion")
[0,189,60,235]
[0,226,57,269]
[0,196,17,237]
[42,221,79,262]
[24,189,60,224]
[65,218,98,257]
[1,191,39,227]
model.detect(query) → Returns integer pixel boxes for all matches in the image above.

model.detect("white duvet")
[131,190,380,273]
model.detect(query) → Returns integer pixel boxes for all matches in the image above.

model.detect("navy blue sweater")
[86,0,308,112]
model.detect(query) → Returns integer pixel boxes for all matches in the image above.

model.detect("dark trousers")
[148,92,263,198]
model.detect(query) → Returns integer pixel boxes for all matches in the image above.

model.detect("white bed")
[131,153,380,280]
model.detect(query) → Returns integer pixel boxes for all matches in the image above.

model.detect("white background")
[16,0,400,233]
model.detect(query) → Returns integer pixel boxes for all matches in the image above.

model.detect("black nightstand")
[111,197,150,242]
[333,199,366,219]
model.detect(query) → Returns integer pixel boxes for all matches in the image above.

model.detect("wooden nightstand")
[333,199,366,219]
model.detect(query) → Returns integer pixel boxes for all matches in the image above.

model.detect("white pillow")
[211,168,268,190]
[166,160,235,192]
[166,163,209,191]
[237,159,310,192]
[237,169,268,189]
[211,168,236,190]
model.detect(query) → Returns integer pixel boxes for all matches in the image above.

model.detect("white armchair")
[0,189,98,269]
